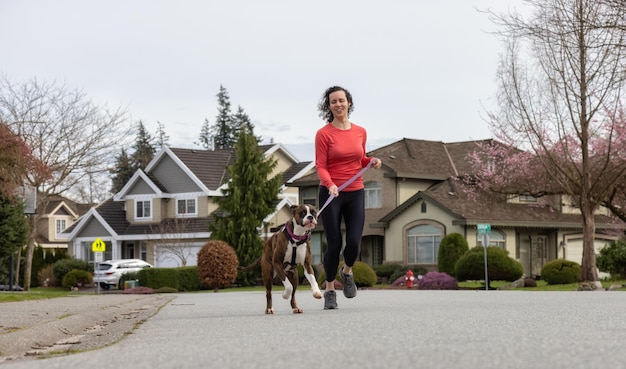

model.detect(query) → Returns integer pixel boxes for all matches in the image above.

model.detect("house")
[33,194,90,253]
[289,138,625,278]
[60,144,315,267]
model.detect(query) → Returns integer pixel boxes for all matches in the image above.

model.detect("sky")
[0,0,528,162]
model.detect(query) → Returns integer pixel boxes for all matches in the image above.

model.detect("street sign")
[94,251,103,263]
[477,223,491,234]
[92,238,106,252]
[482,233,490,248]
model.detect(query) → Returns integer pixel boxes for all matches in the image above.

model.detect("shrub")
[197,240,239,290]
[541,259,580,285]
[418,271,459,290]
[372,263,403,280]
[438,233,469,277]
[389,265,428,283]
[53,258,92,282]
[455,246,523,285]
[523,277,537,288]
[596,239,626,279]
[61,269,93,289]
[317,261,378,287]
[38,264,58,287]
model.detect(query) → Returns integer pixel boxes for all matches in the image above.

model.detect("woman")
[315,85,381,310]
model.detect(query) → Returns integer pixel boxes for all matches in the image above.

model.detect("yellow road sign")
[92,238,106,252]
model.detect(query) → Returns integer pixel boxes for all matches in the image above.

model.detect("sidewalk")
[0,292,174,362]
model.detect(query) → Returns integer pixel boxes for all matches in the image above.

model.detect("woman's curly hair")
[317,86,354,123]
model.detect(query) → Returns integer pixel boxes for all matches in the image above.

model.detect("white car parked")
[93,259,152,290]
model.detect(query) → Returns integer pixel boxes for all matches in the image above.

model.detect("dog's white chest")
[283,243,307,266]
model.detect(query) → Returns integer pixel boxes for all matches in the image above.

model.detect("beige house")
[34,194,90,252]
[291,138,625,278]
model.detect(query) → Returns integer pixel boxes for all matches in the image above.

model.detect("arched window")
[364,181,382,209]
[407,224,442,264]
[477,229,506,249]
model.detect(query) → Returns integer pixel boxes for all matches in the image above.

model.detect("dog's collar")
[283,222,310,245]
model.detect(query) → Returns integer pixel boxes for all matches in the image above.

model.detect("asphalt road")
[1,288,625,369]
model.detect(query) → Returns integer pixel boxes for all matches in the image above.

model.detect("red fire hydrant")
[405,270,415,289]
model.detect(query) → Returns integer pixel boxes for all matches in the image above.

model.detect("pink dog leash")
[317,159,375,216]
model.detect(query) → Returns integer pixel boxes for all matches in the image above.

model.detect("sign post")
[477,224,491,291]
[92,238,106,294]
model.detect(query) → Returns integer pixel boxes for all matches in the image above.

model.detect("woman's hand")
[328,184,339,197]
[371,157,382,169]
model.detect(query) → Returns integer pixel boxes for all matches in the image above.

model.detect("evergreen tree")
[131,121,156,171]
[0,195,28,284]
[110,148,133,193]
[212,85,236,149]
[210,130,282,285]
[232,105,261,142]
[154,121,170,149]
[197,118,213,150]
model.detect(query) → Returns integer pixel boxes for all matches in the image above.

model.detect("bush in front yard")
[61,269,93,289]
[418,271,458,290]
[541,259,580,285]
[53,258,92,282]
[596,238,626,279]
[438,233,469,277]
[197,240,239,290]
[455,246,523,286]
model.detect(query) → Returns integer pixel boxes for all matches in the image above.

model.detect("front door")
[530,235,547,277]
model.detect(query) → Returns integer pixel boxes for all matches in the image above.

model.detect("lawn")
[2,279,625,303]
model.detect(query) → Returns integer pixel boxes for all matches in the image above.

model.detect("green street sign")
[477,224,491,234]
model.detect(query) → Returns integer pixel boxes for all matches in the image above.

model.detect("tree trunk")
[23,214,36,291]
[580,208,598,282]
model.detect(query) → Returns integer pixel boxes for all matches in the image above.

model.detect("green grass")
[3,279,625,303]
[0,287,81,303]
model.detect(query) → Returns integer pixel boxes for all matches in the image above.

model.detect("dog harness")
[282,223,310,269]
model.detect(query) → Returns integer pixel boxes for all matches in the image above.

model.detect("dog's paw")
[265,308,275,314]
[312,291,322,299]
[292,308,304,314]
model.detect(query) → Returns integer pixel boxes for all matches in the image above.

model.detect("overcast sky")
[0,0,527,162]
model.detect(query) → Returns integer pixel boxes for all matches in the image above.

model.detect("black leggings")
[319,187,365,283]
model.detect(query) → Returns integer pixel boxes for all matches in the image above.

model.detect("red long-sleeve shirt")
[315,122,373,192]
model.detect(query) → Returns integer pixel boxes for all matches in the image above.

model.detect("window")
[407,224,442,264]
[477,229,506,249]
[302,187,317,207]
[136,200,151,219]
[56,219,66,235]
[364,182,382,209]
[177,198,197,216]
[519,195,537,202]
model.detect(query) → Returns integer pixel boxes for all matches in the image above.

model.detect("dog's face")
[292,204,317,229]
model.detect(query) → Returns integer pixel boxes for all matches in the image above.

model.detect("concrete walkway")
[1,289,625,369]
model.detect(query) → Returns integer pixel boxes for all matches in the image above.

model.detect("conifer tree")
[197,118,213,150]
[154,121,170,149]
[212,85,236,149]
[131,121,155,171]
[0,195,28,284]
[210,130,282,285]
[110,148,133,193]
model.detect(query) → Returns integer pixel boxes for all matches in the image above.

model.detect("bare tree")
[479,0,626,282]
[151,217,201,267]
[0,75,131,289]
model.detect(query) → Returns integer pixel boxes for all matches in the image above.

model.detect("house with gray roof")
[60,144,315,267]
[290,138,625,278]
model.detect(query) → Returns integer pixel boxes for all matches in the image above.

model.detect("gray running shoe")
[324,290,338,310]
[340,270,357,298]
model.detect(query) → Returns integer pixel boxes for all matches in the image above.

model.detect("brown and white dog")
[240,204,322,314]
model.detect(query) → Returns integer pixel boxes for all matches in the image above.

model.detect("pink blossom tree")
[475,0,626,282]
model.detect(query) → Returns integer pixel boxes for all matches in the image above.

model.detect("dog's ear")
[289,205,298,212]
